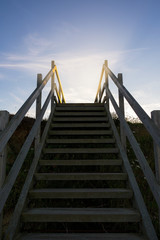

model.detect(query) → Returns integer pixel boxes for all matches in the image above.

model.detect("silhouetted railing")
[95,60,160,239]
[0,61,65,238]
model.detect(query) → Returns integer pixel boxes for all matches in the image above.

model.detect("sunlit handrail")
[53,65,65,103]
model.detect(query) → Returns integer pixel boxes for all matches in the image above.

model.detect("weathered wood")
[29,188,133,199]
[118,73,126,149]
[151,110,160,231]
[14,232,147,240]
[54,111,106,116]
[4,106,55,240]
[105,104,158,240]
[0,111,9,239]
[0,69,53,153]
[43,147,118,154]
[51,122,110,128]
[39,159,122,166]
[53,117,108,122]
[46,138,115,144]
[105,87,160,210]
[104,64,160,149]
[35,74,42,154]
[21,208,140,223]
[49,130,112,135]
[35,173,127,181]
[55,107,104,111]
[0,91,53,214]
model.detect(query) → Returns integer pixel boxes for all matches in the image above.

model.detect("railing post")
[118,73,126,150]
[151,110,160,230]
[51,60,55,109]
[35,74,42,154]
[0,111,9,238]
[104,60,109,109]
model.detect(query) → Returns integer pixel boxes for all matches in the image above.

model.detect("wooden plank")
[46,138,115,144]
[52,117,108,122]
[4,107,56,240]
[105,105,158,239]
[0,111,9,239]
[43,148,118,154]
[14,233,146,240]
[0,69,53,153]
[104,64,160,149]
[56,103,103,107]
[35,74,42,153]
[51,123,110,128]
[54,112,106,116]
[21,208,140,223]
[35,173,127,181]
[29,188,133,199]
[55,107,105,111]
[0,91,53,214]
[49,130,112,135]
[39,159,122,166]
[105,87,160,210]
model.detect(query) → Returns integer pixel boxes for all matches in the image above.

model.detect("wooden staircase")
[15,103,146,239]
[1,60,159,239]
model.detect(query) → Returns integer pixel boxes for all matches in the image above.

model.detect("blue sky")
[0,0,160,118]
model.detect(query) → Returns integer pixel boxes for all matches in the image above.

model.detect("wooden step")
[53,117,107,122]
[56,103,103,107]
[55,107,105,111]
[34,173,127,181]
[39,159,122,166]
[54,112,106,116]
[51,123,110,128]
[43,148,119,154]
[15,233,146,240]
[49,130,112,135]
[21,208,140,223]
[46,138,115,144]
[29,188,133,199]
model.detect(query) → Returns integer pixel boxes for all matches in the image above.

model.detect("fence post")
[0,111,9,238]
[118,73,126,150]
[151,110,160,230]
[104,60,109,109]
[51,60,55,109]
[35,74,42,154]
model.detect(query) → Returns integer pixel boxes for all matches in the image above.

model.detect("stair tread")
[53,117,107,122]
[21,208,140,223]
[29,188,133,199]
[16,233,145,240]
[49,130,112,135]
[43,148,118,154]
[54,112,107,116]
[51,123,110,128]
[46,138,115,144]
[35,173,127,180]
[39,159,122,166]
[55,107,105,111]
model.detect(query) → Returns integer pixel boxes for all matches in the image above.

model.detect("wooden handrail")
[53,66,66,103]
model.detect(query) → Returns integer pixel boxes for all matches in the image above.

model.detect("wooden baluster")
[35,74,42,154]
[0,111,9,238]
[118,73,126,150]
[51,60,55,109]
[151,110,160,231]
[104,60,109,109]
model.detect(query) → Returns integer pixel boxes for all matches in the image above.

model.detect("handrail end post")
[0,110,9,238]
[151,110,160,231]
